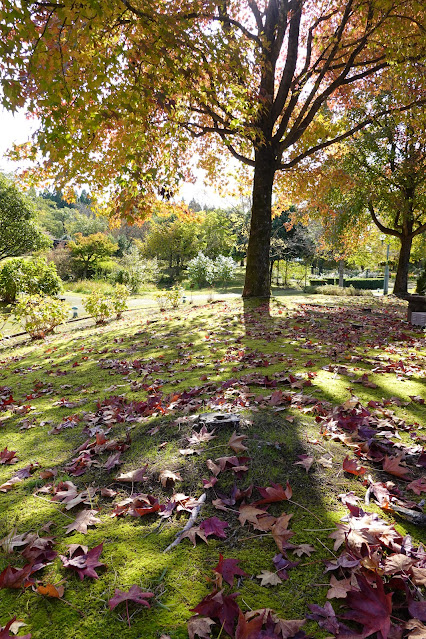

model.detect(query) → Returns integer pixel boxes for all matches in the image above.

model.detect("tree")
[139,216,202,277]
[269,209,315,284]
[68,233,118,278]
[1,1,425,297]
[289,104,426,295]
[0,173,50,259]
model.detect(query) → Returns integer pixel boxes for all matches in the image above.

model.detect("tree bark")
[243,147,276,298]
[393,234,413,296]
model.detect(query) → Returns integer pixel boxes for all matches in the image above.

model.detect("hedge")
[309,278,384,290]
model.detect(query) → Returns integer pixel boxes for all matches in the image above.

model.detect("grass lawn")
[0,294,425,639]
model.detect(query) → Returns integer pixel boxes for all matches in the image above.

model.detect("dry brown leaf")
[187,616,215,639]
[228,431,248,454]
[159,470,182,488]
[256,570,282,586]
[327,575,354,599]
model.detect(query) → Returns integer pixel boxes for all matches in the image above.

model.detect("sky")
[0,106,236,209]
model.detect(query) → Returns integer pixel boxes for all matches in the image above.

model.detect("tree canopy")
[0,172,50,260]
[1,0,425,296]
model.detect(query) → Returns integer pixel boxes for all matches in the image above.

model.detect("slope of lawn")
[0,295,425,639]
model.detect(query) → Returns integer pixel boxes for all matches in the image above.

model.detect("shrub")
[316,284,374,297]
[212,255,237,287]
[186,252,215,288]
[111,284,130,318]
[113,247,159,293]
[0,257,62,302]
[83,291,115,324]
[13,295,69,339]
[416,269,426,295]
[155,285,183,311]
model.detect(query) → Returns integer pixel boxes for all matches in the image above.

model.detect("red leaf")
[214,554,247,586]
[0,564,35,589]
[235,609,265,639]
[60,543,105,580]
[382,455,412,480]
[200,517,228,539]
[254,482,292,505]
[342,456,366,476]
[344,574,392,639]
[108,585,154,610]
[0,448,18,464]
[190,590,240,637]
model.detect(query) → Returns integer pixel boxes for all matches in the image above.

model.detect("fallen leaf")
[256,570,282,586]
[214,554,247,587]
[108,585,154,610]
[116,465,148,483]
[294,455,314,473]
[382,455,411,480]
[159,470,182,488]
[65,510,101,534]
[187,616,215,639]
[292,543,315,557]
[342,456,366,476]
[36,583,65,598]
[327,575,354,599]
[228,432,248,454]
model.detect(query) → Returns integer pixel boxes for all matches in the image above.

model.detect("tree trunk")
[243,148,275,298]
[393,234,413,296]
[338,260,344,287]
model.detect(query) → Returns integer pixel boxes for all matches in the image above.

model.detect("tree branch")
[368,201,401,238]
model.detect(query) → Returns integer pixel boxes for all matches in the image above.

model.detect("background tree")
[1,1,425,297]
[288,103,426,295]
[269,208,315,284]
[68,233,118,279]
[0,173,50,259]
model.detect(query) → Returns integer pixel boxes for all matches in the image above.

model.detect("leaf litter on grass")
[0,297,425,638]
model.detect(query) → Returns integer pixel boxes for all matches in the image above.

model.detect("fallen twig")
[163,493,206,553]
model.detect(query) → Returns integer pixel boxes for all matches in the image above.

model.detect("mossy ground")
[0,294,425,638]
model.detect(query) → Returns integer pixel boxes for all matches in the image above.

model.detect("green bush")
[13,294,69,339]
[416,269,426,295]
[316,284,374,297]
[83,291,115,324]
[0,257,62,303]
[155,285,183,311]
[111,284,130,318]
[310,277,384,290]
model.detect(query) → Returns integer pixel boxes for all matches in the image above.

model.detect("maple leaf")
[308,601,340,635]
[190,590,241,637]
[273,554,300,581]
[343,574,392,639]
[406,619,426,639]
[0,448,18,464]
[342,456,366,476]
[382,553,413,575]
[256,570,282,586]
[159,470,182,487]
[382,455,412,480]
[65,510,101,534]
[0,529,31,553]
[116,465,148,482]
[36,583,65,598]
[254,482,292,505]
[235,609,265,638]
[214,554,247,587]
[200,517,228,539]
[0,564,35,589]
[271,513,294,553]
[103,452,122,471]
[181,526,208,547]
[60,543,105,580]
[411,567,426,586]
[108,585,154,610]
[407,477,426,495]
[293,455,314,473]
[326,575,354,599]
[0,618,31,639]
[187,426,216,445]
[292,544,315,557]
[187,616,215,639]
[238,505,268,527]
[228,431,248,454]
[274,618,306,639]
